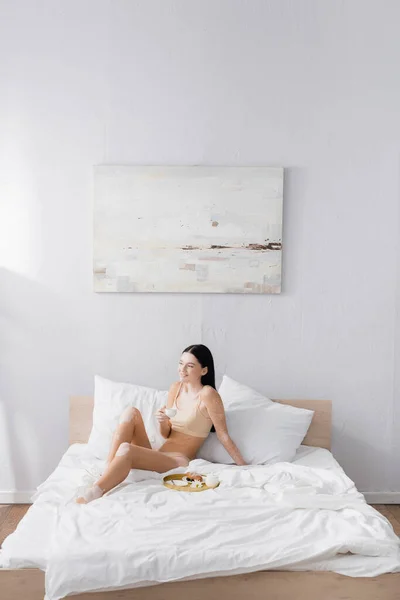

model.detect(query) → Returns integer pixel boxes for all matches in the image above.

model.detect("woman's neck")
[182,381,203,396]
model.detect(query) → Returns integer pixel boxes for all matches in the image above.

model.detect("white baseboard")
[0,491,34,504]
[362,492,400,504]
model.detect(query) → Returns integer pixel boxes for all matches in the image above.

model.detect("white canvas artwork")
[93,166,283,293]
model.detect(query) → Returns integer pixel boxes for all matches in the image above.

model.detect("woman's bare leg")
[76,443,188,503]
[101,444,188,492]
[106,407,151,466]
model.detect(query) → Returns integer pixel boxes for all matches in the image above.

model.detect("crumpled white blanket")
[40,458,400,600]
[1,447,399,600]
[216,461,373,511]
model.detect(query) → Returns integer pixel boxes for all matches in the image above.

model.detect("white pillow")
[87,375,167,459]
[198,378,314,465]
[218,375,273,408]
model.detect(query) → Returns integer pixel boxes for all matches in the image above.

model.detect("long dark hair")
[182,344,216,389]
[182,344,216,432]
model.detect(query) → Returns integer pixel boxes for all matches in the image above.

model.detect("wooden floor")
[1,503,400,546]
[0,505,31,546]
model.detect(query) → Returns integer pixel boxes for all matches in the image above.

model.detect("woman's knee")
[115,442,133,458]
[175,455,190,468]
[118,406,141,425]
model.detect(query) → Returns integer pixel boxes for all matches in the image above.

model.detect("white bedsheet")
[1,444,399,600]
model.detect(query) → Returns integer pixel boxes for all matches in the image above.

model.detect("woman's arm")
[156,408,171,439]
[202,388,246,466]
[156,382,180,439]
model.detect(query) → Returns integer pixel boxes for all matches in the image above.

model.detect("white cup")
[164,408,177,418]
[205,473,219,488]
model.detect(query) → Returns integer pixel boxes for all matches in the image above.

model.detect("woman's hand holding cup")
[155,407,170,424]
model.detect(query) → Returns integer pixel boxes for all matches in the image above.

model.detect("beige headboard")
[69,397,332,450]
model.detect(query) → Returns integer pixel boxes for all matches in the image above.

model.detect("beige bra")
[169,383,213,439]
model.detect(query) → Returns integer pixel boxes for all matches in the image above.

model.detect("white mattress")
[1,444,399,600]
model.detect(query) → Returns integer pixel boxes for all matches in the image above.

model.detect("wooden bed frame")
[2,397,400,600]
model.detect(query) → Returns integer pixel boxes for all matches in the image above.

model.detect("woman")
[76,344,246,503]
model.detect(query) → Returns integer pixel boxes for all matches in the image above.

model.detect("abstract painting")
[93,166,283,293]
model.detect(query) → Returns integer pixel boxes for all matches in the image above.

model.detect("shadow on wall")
[0,267,82,494]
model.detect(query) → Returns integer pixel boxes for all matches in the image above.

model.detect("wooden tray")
[163,473,220,492]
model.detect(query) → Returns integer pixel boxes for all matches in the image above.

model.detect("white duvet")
[1,445,400,600]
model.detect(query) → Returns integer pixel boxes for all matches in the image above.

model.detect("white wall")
[1,0,400,500]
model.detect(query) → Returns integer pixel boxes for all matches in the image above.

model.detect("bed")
[1,397,400,600]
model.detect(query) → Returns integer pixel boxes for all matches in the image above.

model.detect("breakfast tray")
[163,473,220,492]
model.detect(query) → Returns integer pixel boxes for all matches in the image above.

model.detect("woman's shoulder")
[200,385,221,401]
[168,381,181,393]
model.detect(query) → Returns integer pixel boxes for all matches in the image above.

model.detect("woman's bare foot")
[75,484,104,504]
[75,496,88,504]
